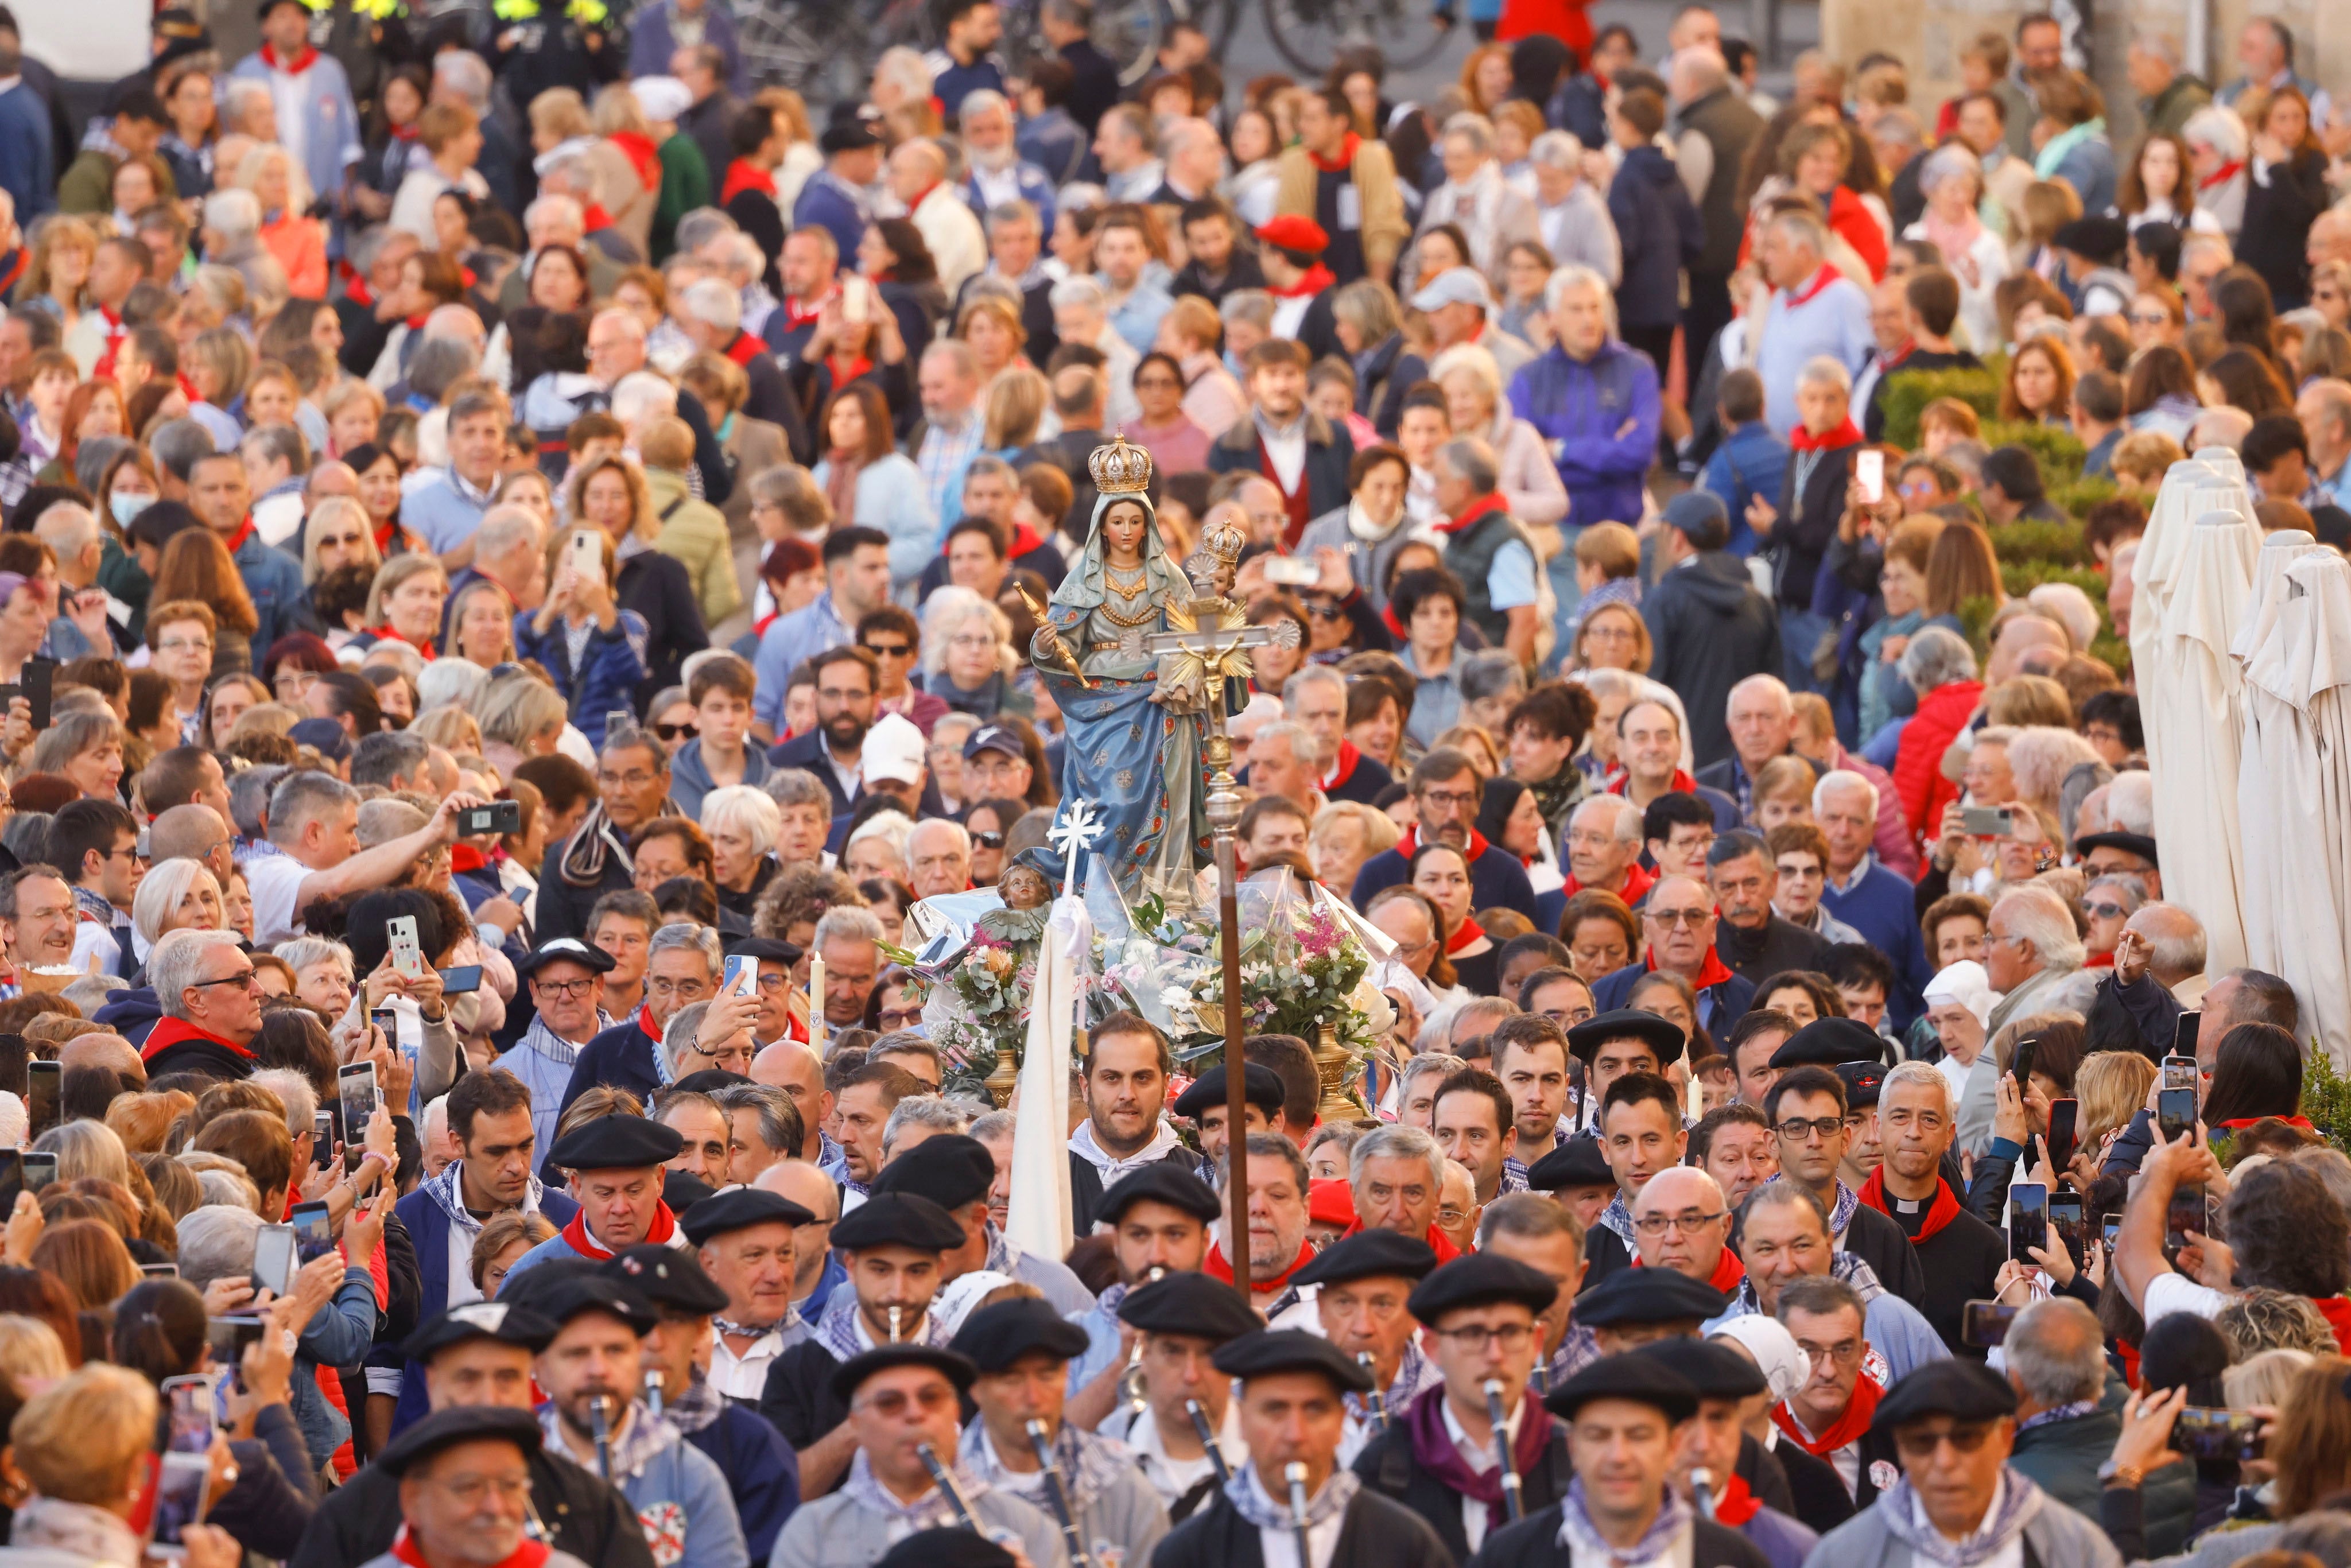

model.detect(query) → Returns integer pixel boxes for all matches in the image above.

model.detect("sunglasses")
[971,830,1006,848]
[653,722,699,742]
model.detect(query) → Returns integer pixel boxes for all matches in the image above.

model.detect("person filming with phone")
[514,515,648,752]
[0,1364,243,1568]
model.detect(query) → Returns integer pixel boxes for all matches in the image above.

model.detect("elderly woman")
[130,857,226,972]
[1309,800,1400,898]
[702,783,781,925]
[26,709,126,800]
[276,934,356,1018]
[921,585,1031,720]
[2004,723,2102,829]
[233,142,328,299]
[1,1365,239,1568]
[631,817,716,897]
[1431,345,1568,529]
[841,811,914,884]
[352,554,449,659]
[1891,624,1984,844]
[1902,143,2009,352]
[448,577,518,667]
[476,668,572,780]
[2079,872,2146,966]
[1416,112,1541,277]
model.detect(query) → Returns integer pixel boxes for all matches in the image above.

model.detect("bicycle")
[1259,0,1452,75]
[716,0,1181,106]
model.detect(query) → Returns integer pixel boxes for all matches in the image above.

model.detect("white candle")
[809,953,827,1054]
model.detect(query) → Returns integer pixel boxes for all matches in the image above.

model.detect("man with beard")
[760,1193,967,1495]
[1583,1072,1689,1281]
[1726,1183,1947,1385]
[504,1115,687,1281]
[1562,1010,1682,1141]
[1351,1253,1570,1561]
[1065,1165,1219,1424]
[1283,1230,1439,1461]
[683,1187,817,1400]
[537,729,678,944]
[1493,1015,1576,1179]
[953,1298,1171,1568]
[1169,1061,1283,1184]
[1849,1065,2004,1355]
[1349,748,1540,921]
[868,1134,1094,1314]
[530,1275,749,1568]
[1067,1011,1186,1229]
[769,646,884,816]
[290,1303,655,1568]
[1206,1134,1316,1313]
[1099,1272,1260,1519]
[1632,1338,1819,1568]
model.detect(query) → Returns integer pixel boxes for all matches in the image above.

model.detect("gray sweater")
[1799,1474,2124,1568]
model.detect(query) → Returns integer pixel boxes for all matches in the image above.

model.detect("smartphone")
[2009,1182,2049,1263]
[2175,1408,2266,1462]
[605,709,633,741]
[203,1314,265,1366]
[2049,1193,2085,1268]
[387,915,424,980]
[567,528,604,586]
[1961,806,2014,836]
[456,801,522,837]
[339,1062,379,1150]
[251,1222,296,1298]
[2167,1183,2205,1252]
[0,1151,22,1216]
[2012,1035,2039,1098]
[2046,1097,2078,1176]
[439,965,483,995]
[2163,1052,2198,1092]
[2174,1012,2203,1064]
[147,1450,210,1558]
[2103,1216,2123,1252]
[2158,1085,2198,1147]
[160,1375,215,1453]
[24,658,54,732]
[290,1200,335,1266]
[722,954,755,999]
[22,1151,57,1194]
[1856,449,1885,503]
[142,1262,179,1279]
[1262,555,1321,587]
[312,1111,336,1170]
[1960,1300,2020,1348]
[842,275,870,322]
[25,1058,60,1139]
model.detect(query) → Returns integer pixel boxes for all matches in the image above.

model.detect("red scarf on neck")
[1204,1237,1314,1295]
[1397,824,1492,864]
[1445,914,1487,954]
[223,515,257,554]
[393,1526,548,1568]
[581,201,615,234]
[259,41,319,72]
[1780,265,1842,309]
[828,354,874,389]
[1773,1372,1880,1457]
[1565,860,1655,907]
[1790,418,1862,453]
[2217,1114,2315,1131]
[783,286,835,329]
[608,130,660,188]
[1712,1472,1763,1527]
[560,1200,677,1261]
[1644,941,1735,992]
[390,123,420,143]
[139,1016,257,1064]
[1309,131,1361,173]
[1607,767,1702,799]
[721,158,776,207]
[2200,161,2245,191]
[1267,263,1333,300]
[724,332,762,367]
[1856,1166,1963,1241]
[369,626,436,660]
[1632,1244,1747,1295]
[1436,492,1510,535]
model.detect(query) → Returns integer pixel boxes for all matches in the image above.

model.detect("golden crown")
[1088,434,1155,496]
[1201,511,1248,567]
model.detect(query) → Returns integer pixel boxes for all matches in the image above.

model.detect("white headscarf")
[1923,960,1997,1028]
[1709,1314,1809,1405]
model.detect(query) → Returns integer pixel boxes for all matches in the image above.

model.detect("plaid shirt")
[915,405,986,524]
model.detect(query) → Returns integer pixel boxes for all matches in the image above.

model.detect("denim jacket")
[292,1264,379,1469]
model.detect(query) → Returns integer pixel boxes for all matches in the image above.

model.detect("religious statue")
[975,859,1053,943]
[1030,437,1245,904]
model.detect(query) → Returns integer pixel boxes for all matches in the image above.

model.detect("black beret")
[547,1115,684,1172]
[725,935,805,965]
[1566,1009,1686,1068]
[2075,830,2159,868]
[1173,1062,1287,1119]
[1544,1353,1700,1424]
[829,1193,968,1253]
[1768,1017,1886,1070]
[602,1244,730,1315]
[515,937,617,979]
[829,1344,978,1405]
[669,1069,755,1095]
[663,1170,718,1214]
[868,1134,997,1212]
[1572,1266,1727,1328]
[949,1297,1092,1371]
[1096,1163,1223,1225]
[680,1187,816,1246]
[1524,1136,1616,1192]
[529,1275,658,1336]
[490,1257,598,1313]
[1406,1253,1559,1322]
[1628,1337,1767,1402]
[374,1406,544,1477]
[402,1300,559,1362]
[1869,1360,2020,1434]
[1291,1229,1438,1290]
[1117,1271,1264,1342]
[2052,214,2128,263]
[876,1530,1017,1568]
[1210,1328,1374,1392]
[1835,1059,1887,1110]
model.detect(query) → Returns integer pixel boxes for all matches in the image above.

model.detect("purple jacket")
[1508,339,1659,532]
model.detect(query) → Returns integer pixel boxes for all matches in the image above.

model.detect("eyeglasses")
[1775,1116,1845,1142]
[100,845,149,865]
[858,1384,959,1417]
[652,721,699,742]
[2082,900,2130,921]
[1894,1423,1999,1459]
[1632,1210,1725,1236]
[157,637,213,654]
[971,830,1006,848]
[1419,788,1478,811]
[533,976,599,999]
[189,968,259,991]
[1647,908,1713,928]
[599,769,664,789]
[878,1006,925,1028]
[429,1474,533,1506]
[1306,602,1347,620]
[2128,312,2171,327]
[1430,1322,1535,1351]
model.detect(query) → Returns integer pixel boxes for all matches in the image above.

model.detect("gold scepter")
[1017,580,1096,689]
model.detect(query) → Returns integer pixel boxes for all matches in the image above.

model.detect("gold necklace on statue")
[1105,565,1148,600]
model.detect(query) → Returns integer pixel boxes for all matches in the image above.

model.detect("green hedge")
[1879,366,2003,449]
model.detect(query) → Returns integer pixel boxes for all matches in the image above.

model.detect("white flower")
[1348,979,1394,1035]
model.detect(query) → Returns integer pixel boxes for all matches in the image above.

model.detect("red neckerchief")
[139,1016,257,1064]
[1782,266,1841,309]
[1875,339,1914,374]
[1608,767,1701,799]
[2199,161,2245,191]
[1444,914,1486,954]
[828,354,874,386]
[1204,1237,1315,1294]
[1790,418,1863,453]
[724,332,762,367]
[259,41,319,72]
[392,1525,549,1568]
[1631,1244,1746,1294]
[1565,860,1655,907]
[0,251,25,301]
[2217,1114,2316,1131]
[635,1002,660,1041]
[374,518,401,554]
[907,180,942,212]
[1008,519,1045,557]
[784,286,835,329]
[560,1200,677,1261]
[1773,1372,1881,1457]
[1856,1167,1962,1242]
[1339,1216,1461,1262]
[608,130,660,187]
[1323,739,1363,790]
[1396,824,1492,863]
[2314,1296,2351,1355]
[581,202,614,233]
[369,626,436,660]
[1436,491,1510,536]
[224,515,257,554]
[1267,263,1334,299]
[404,312,430,330]
[449,843,488,875]
[721,158,777,206]
[389,123,420,143]
[1712,1472,1763,1527]
[1646,942,1735,992]
[1309,131,1361,173]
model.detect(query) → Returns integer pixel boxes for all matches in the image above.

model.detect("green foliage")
[2303,1048,2351,1160]
[1988,519,2094,568]
[2048,476,2121,521]
[1879,366,2004,449]
[1979,419,2087,487]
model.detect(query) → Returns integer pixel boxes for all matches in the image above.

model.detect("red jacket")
[1894,680,1984,849]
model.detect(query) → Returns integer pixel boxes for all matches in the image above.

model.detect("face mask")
[111,494,153,526]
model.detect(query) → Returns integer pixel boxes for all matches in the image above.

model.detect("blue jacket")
[1604,144,1704,330]
[292,1264,379,1469]
[388,1181,579,1433]
[1591,957,1756,1038]
[1351,839,1538,923]
[1510,340,1659,533]
[1015,106,1087,185]
[667,736,774,821]
[790,172,870,272]
[0,83,51,225]
[231,527,313,672]
[513,608,650,750]
[1819,857,1936,1030]
[750,591,851,734]
[1699,421,1787,556]
[684,1403,801,1562]
[961,162,1058,238]
[558,1012,664,1120]
[603,1421,749,1568]
[627,0,747,93]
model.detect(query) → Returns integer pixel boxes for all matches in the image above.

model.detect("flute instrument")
[918,1443,984,1531]
[588,1394,613,1482]
[1357,1353,1387,1432]
[644,1368,664,1419]
[889,1305,903,1344]
[1691,1468,1718,1522]
[1027,1419,1095,1568]
[1184,1399,1230,1484]
[1484,1379,1523,1523]
[1283,1461,1315,1568]
[1528,1359,1550,1398]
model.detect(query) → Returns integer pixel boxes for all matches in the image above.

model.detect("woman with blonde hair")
[1568,600,1652,673]
[22,215,99,329]
[320,378,386,461]
[4,1364,244,1568]
[298,495,381,589]
[477,669,571,778]
[448,576,519,667]
[355,553,449,659]
[959,293,1031,383]
[232,142,328,298]
[922,585,1028,720]
[1309,800,1400,899]
[2075,1049,2155,1151]
[983,363,1048,451]
[186,326,255,426]
[131,857,227,967]
[591,83,664,247]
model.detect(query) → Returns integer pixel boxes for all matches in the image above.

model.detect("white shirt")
[1258,414,1308,494]
[1438,1392,1524,1555]
[2142,1268,2226,1326]
[243,851,313,943]
[711,1327,789,1400]
[1911,1474,2024,1568]
[1101,1399,1243,1509]
[1258,1500,1347,1568]
[1067,1119,1183,1183]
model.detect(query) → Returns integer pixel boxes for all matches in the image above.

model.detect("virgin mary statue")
[1028,437,1213,903]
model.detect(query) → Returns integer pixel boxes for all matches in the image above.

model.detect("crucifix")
[1142,610,1299,1307]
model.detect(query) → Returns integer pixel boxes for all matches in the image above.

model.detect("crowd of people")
[0,1,2328,1567]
